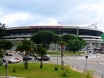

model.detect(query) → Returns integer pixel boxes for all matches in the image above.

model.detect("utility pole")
[58,22,64,67]
[58,22,61,65]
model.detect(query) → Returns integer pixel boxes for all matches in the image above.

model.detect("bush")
[13,66,16,72]
[60,65,71,77]
[54,66,58,71]
[85,70,95,78]
[0,61,3,66]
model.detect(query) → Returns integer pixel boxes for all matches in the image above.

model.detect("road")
[4,52,104,78]
[50,53,104,78]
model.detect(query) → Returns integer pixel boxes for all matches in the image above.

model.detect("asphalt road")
[3,52,104,78]
[50,53,104,78]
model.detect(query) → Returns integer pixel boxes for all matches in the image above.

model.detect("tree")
[53,34,60,49]
[62,34,75,42]
[62,34,76,50]
[0,23,6,39]
[67,39,82,54]
[0,40,13,51]
[31,30,57,49]
[0,23,6,66]
[37,46,47,68]
[31,30,59,68]
[0,40,13,64]
[58,41,67,66]
[16,38,32,69]
[75,36,86,48]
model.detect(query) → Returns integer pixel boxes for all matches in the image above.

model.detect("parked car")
[0,58,6,64]
[5,53,12,56]
[88,48,93,53]
[93,51,96,54]
[29,54,38,60]
[23,56,33,61]
[8,57,21,63]
[2,58,6,63]
[37,55,50,61]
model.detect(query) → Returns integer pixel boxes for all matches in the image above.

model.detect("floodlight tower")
[88,23,98,29]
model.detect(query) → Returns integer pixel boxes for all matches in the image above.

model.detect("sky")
[0,0,104,31]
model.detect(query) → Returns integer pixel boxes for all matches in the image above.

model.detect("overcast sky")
[0,0,104,31]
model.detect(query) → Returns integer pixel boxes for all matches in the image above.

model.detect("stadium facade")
[2,25,104,49]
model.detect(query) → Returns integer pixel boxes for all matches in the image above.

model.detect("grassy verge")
[0,62,88,78]
[47,51,85,56]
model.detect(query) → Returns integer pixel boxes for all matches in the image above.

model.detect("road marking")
[79,65,84,67]
[96,70,103,73]
[100,63,104,65]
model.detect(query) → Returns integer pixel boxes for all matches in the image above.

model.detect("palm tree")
[37,46,47,68]
[16,38,32,69]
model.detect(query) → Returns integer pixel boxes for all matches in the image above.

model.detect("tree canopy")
[31,30,59,49]
[0,40,13,51]
[62,34,75,42]
[16,38,32,55]
[0,24,6,39]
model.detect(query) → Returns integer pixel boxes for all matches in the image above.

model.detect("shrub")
[85,70,95,78]
[13,66,16,72]
[61,65,71,77]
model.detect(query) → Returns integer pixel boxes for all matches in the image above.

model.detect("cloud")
[0,0,104,31]
[37,18,58,25]
[0,12,31,27]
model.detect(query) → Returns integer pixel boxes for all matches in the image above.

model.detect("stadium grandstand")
[2,25,104,50]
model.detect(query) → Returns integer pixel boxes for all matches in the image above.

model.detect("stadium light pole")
[58,22,64,67]
[57,22,61,65]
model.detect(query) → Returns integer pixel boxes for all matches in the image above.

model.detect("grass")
[47,51,84,56]
[0,62,87,78]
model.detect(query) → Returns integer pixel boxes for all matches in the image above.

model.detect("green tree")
[67,39,82,54]
[62,34,76,51]
[58,41,67,67]
[31,30,57,49]
[0,24,7,65]
[0,40,13,51]
[0,40,13,65]
[62,34,75,42]
[0,24,6,39]
[16,38,32,69]
[75,36,86,48]
[53,34,60,49]
[37,46,47,68]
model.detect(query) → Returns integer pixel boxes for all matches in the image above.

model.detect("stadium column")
[77,26,79,36]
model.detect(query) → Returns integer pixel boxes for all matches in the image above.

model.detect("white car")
[8,57,21,63]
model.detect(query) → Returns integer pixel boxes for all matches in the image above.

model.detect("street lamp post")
[5,62,8,78]
[95,39,97,57]
[85,55,88,72]
[58,22,61,65]
[58,22,64,67]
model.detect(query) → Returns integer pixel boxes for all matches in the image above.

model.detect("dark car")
[2,58,6,63]
[37,55,50,61]
[5,53,12,56]
[29,54,38,60]
[23,56,33,61]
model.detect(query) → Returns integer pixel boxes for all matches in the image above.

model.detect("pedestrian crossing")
[68,56,104,60]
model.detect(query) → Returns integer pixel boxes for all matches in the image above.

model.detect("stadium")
[2,25,104,49]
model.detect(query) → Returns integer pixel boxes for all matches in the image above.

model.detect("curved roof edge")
[6,25,103,32]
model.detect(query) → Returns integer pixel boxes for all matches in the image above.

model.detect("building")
[2,25,104,49]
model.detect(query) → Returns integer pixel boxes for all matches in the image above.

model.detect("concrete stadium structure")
[2,25,104,49]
